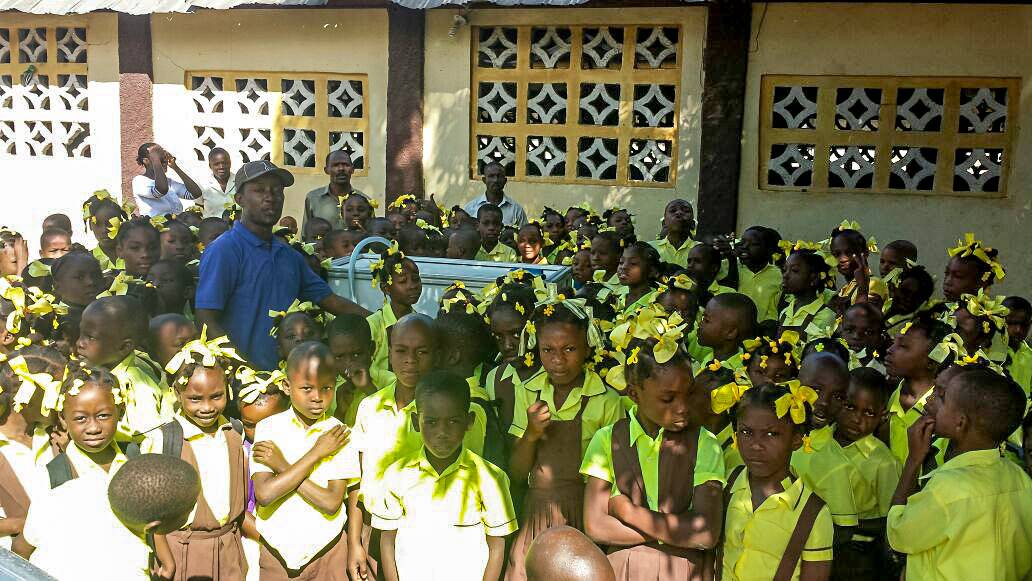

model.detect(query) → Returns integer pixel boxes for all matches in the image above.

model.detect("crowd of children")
[0,179,1029,581]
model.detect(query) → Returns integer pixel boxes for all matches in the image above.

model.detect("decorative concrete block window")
[472,25,681,186]
[759,75,1019,196]
[187,71,369,176]
[0,26,91,158]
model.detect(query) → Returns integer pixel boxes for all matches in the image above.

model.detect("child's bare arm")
[799,559,832,581]
[482,535,506,581]
[151,534,176,581]
[583,476,648,547]
[11,534,33,559]
[296,479,348,515]
[609,481,723,550]
[346,488,370,581]
[241,512,259,542]
[0,517,25,537]
[380,529,400,581]
[252,425,349,507]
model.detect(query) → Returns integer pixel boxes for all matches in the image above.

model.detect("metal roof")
[0,0,603,14]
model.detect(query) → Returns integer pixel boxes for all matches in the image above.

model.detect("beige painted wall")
[423,7,707,240]
[739,3,1031,294]
[0,13,120,252]
[150,8,389,222]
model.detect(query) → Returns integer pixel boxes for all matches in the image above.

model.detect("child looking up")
[82,191,127,272]
[616,242,661,314]
[326,314,378,426]
[590,232,623,283]
[77,296,174,442]
[648,199,697,268]
[251,341,356,580]
[147,259,195,317]
[722,383,834,581]
[582,332,725,578]
[146,314,197,369]
[115,217,160,277]
[888,369,1032,580]
[506,298,623,581]
[734,226,783,324]
[1003,296,1031,393]
[476,204,518,263]
[833,368,899,580]
[516,223,548,265]
[879,240,917,277]
[779,247,837,342]
[367,244,422,386]
[49,250,104,309]
[943,233,1004,302]
[39,229,72,260]
[373,371,517,581]
[144,331,248,581]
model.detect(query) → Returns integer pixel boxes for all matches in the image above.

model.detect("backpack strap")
[161,420,185,459]
[230,417,244,436]
[45,453,75,489]
[773,490,827,581]
[722,465,745,516]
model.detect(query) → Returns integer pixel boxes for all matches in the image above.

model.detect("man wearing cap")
[195,160,369,370]
[302,150,367,234]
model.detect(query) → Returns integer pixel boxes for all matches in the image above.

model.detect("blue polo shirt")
[195,222,332,370]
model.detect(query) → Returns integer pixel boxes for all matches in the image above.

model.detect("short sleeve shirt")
[132,174,192,217]
[195,222,333,370]
[475,242,518,263]
[790,432,861,527]
[779,290,837,339]
[738,263,783,323]
[463,194,528,229]
[200,173,236,218]
[111,351,174,442]
[579,407,725,510]
[841,433,900,520]
[367,304,399,388]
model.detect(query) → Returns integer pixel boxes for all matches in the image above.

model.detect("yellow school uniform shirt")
[887,449,1032,581]
[367,304,400,389]
[141,414,234,525]
[790,427,861,527]
[508,368,624,455]
[738,263,783,323]
[579,406,726,508]
[779,290,837,339]
[370,447,518,581]
[886,381,934,464]
[111,350,174,442]
[1007,341,1032,395]
[617,288,659,315]
[250,409,360,570]
[841,433,900,520]
[23,442,148,581]
[722,471,835,581]
[475,242,518,263]
[648,237,699,268]
[353,381,486,504]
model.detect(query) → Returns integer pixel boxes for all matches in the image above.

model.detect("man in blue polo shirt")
[195,160,369,370]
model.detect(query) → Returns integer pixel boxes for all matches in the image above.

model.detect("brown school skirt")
[504,483,584,581]
[608,544,714,581]
[259,533,348,581]
[166,524,247,581]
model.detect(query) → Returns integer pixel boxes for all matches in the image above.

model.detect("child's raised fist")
[525,400,553,441]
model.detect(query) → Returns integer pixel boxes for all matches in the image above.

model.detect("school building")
[0,1,1028,292]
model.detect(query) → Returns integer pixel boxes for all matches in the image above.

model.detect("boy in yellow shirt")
[475,204,518,263]
[372,371,516,581]
[1003,296,1031,394]
[888,368,1032,580]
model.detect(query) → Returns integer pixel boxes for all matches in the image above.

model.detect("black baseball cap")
[234,160,295,190]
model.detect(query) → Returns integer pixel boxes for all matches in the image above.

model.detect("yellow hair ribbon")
[711,381,750,414]
[236,367,288,404]
[165,325,244,375]
[774,381,818,425]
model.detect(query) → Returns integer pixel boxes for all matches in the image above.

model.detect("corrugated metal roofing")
[0,0,607,14]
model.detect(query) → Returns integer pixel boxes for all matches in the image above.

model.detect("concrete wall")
[150,8,389,221]
[423,7,707,240]
[739,3,1031,294]
[0,13,120,252]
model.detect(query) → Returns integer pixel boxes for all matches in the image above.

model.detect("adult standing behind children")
[200,147,236,218]
[303,150,366,233]
[195,160,370,371]
[132,142,203,217]
[464,162,528,229]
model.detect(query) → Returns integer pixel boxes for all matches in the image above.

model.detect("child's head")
[108,454,200,535]
[885,311,953,380]
[326,314,373,379]
[590,231,622,276]
[952,295,1003,355]
[798,352,849,429]
[178,209,203,230]
[800,337,851,367]
[159,219,196,263]
[386,210,408,235]
[685,243,722,287]
[829,226,869,279]
[434,311,494,377]
[541,207,567,247]
[147,313,197,368]
[732,383,812,479]
[0,229,20,276]
[477,204,504,248]
[57,364,122,453]
[146,259,194,315]
[43,213,73,234]
[782,249,831,296]
[931,368,1025,447]
[368,217,395,240]
[115,217,160,277]
[304,217,332,244]
[564,206,588,231]
[698,293,757,352]
[525,526,616,581]
[322,229,365,259]
[397,223,430,257]
[661,199,695,237]
[39,228,72,260]
[389,314,437,390]
[0,346,69,427]
[533,301,592,389]
[1002,296,1031,349]
[736,226,780,268]
[273,308,324,361]
[235,367,290,441]
[285,341,336,422]
[373,247,422,308]
[413,370,473,461]
[839,303,885,354]
[571,248,593,285]
[446,227,481,260]
[82,192,127,247]
[617,241,661,289]
[277,216,299,236]
[489,285,536,364]
[889,265,934,315]
[943,235,1003,301]
[603,208,634,242]
[50,250,103,308]
[879,240,917,277]
[745,333,799,386]
[624,338,693,433]
[341,193,374,231]
[167,337,238,430]
[516,223,545,263]
[198,217,230,250]
[836,367,890,444]
[77,296,146,366]
[657,275,700,322]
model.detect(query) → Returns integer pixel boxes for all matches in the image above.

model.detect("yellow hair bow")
[664,273,696,292]
[711,381,751,414]
[416,219,441,235]
[236,367,288,404]
[774,381,818,425]
[961,290,1008,333]
[27,261,51,278]
[149,215,170,232]
[947,233,1006,283]
[99,271,150,298]
[389,194,418,211]
[268,299,322,336]
[165,325,244,375]
[8,355,62,415]
[107,216,122,241]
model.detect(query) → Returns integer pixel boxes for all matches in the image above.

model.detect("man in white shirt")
[131,142,203,217]
[200,147,236,218]
[463,161,528,229]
